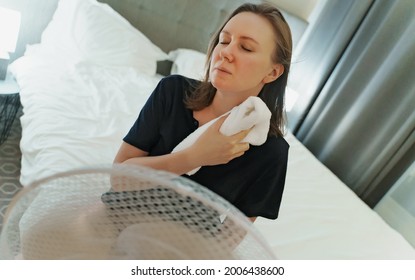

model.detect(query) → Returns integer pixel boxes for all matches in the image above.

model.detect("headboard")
[3,0,307,62]
[99,0,263,54]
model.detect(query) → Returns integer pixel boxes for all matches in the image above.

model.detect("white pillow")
[39,0,168,75]
[168,48,207,80]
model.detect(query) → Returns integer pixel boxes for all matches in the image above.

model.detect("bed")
[7,0,415,259]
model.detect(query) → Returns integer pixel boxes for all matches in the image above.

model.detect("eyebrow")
[220,30,259,45]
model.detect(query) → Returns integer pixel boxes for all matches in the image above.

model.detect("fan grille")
[0,165,275,259]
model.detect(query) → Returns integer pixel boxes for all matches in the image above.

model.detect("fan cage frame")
[1,164,276,259]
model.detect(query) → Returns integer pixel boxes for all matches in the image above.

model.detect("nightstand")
[0,72,20,145]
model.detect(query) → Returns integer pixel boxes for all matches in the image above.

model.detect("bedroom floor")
[0,106,23,232]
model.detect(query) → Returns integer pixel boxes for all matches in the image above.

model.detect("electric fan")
[0,164,276,259]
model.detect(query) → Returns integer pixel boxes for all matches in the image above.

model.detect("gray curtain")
[287,0,373,131]
[294,0,415,207]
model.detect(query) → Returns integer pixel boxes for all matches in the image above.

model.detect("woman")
[114,3,292,222]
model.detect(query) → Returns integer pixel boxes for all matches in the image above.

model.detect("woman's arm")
[114,115,251,175]
[113,141,202,175]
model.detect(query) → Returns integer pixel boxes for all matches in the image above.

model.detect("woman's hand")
[187,115,251,167]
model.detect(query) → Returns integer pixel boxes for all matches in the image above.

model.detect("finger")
[229,142,249,155]
[233,142,250,153]
[231,150,246,160]
[230,128,251,142]
[212,113,230,130]
[239,142,250,152]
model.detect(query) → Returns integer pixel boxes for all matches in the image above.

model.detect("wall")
[0,0,321,62]
[270,0,320,22]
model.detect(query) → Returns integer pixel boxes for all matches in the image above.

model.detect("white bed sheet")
[11,50,161,187]
[256,132,415,259]
[10,52,415,259]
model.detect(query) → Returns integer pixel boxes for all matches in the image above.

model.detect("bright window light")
[285,86,299,112]
[0,7,21,55]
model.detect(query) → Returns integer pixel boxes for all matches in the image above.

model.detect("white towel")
[172,96,271,175]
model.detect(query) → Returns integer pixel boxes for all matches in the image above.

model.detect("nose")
[219,43,234,62]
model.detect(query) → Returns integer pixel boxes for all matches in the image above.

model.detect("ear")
[263,64,284,84]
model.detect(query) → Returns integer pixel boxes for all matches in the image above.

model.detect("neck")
[210,88,260,116]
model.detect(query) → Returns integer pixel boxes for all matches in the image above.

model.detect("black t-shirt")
[124,75,289,219]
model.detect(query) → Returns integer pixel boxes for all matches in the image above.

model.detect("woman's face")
[209,12,281,100]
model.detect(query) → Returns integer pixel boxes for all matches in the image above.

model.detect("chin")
[210,78,233,92]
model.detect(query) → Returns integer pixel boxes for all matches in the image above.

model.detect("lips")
[214,66,232,74]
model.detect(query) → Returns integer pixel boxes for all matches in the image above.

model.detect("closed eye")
[241,46,252,52]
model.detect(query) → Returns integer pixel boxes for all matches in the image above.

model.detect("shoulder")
[251,135,289,166]
[150,75,202,115]
[268,135,290,149]
[158,74,200,90]
[263,135,289,155]
[149,75,199,105]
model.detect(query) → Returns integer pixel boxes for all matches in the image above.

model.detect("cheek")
[245,57,273,76]
[209,48,221,74]
[211,47,220,63]
[241,58,265,77]
[209,58,215,77]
